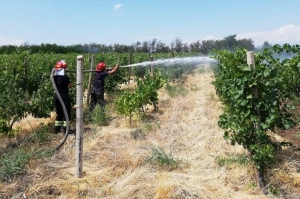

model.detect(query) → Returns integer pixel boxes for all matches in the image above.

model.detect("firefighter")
[89,62,119,113]
[53,60,74,134]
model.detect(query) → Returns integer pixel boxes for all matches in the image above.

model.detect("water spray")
[119,56,216,68]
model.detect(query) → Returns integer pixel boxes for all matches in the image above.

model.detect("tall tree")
[190,41,201,53]
[236,38,255,50]
[199,40,215,54]
[224,34,237,50]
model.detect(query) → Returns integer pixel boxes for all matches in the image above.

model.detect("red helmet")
[96,62,106,71]
[55,60,67,70]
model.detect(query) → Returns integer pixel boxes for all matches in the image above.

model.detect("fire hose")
[50,68,71,151]
[50,63,117,150]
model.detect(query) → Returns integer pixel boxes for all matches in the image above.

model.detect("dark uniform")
[89,71,109,112]
[54,74,71,133]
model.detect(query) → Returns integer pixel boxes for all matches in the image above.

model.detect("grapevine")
[212,44,300,179]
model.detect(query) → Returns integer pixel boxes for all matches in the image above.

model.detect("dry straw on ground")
[1,64,299,199]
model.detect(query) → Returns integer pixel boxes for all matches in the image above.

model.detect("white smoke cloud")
[236,24,300,47]
[0,35,25,46]
[114,4,123,10]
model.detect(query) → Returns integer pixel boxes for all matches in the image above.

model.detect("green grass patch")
[144,147,182,171]
[90,105,111,126]
[33,123,52,143]
[0,149,31,181]
[215,153,249,167]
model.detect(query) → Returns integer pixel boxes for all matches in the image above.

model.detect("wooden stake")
[76,55,84,178]
[86,55,94,107]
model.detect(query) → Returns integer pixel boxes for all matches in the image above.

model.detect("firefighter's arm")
[108,64,119,75]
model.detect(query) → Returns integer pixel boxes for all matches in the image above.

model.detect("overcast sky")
[1,0,300,47]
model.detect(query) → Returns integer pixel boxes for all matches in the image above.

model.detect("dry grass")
[1,64,299,199]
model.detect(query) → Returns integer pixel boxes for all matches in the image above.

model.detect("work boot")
[54,126,61,134]
[62,127,75,135]
[69,128,76,134]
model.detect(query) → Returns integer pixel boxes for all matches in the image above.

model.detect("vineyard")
[0,51,197,135]
[0,45,299,198]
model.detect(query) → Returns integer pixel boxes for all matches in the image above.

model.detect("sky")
[1,0,300,47]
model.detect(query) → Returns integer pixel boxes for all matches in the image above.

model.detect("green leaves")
[115,71,166,125]
[0,52,64,132]
[213,44,300,170]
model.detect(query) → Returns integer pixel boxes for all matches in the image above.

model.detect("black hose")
[50,68,70,150]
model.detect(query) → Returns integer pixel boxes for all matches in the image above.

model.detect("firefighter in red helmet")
[53,60,74,134]
[89,62,119,113]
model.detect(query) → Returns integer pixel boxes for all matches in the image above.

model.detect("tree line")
[0,34,272,54]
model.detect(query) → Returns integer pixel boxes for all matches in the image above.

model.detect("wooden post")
[76,55,84,178]
[247,50,266,191]
[247,51,258,99]
[150,56,154,77]
[86,54,94,107]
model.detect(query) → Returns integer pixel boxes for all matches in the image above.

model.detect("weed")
[33,148,55,159]
[144,147,182,171]
[247,182,258,189]
[215,153,249,167]
[33,123,51,143]
[142,123,153,133]
[0,149,31,181]
[267,184,280,196]
[90,106,111,126]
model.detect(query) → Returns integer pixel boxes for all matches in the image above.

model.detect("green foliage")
[33,123,51,143]
[90,106,111,126]
[0,149,31,181]
[144,147,182,170]
[159,64,196,82]
[0,51,75,130]
[105,67,129,92]
[115,71,165,125]
[136,71,165,107]
[33,148,55,159]
[115,91,137,125]
[132,66,147,79]
[215,154,249,167]
[212,44,300,170]
[0,119,10,137]
[0,50,201,136]
[267,185,280,196]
